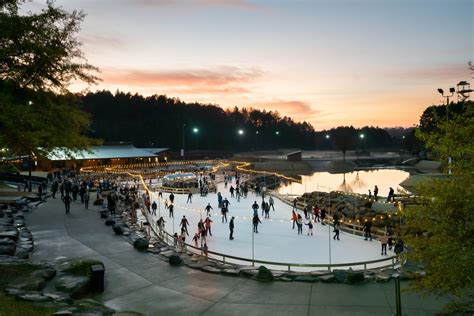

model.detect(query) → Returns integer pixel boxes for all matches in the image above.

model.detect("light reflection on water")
[277,169,410,197]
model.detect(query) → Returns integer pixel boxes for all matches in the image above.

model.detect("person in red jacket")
[291,210,297,229]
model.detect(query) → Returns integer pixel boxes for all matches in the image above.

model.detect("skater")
[197,219,205,235]
[179,216,190,236]
[269,196,275,211]
[296,214,303,234]
[252,214,262,233]
[84,189,90,209]
[217,192,223,208]
[51,181,58,198]
[63,194,72,214]
[222,198,230,210]
[151,201,157,215]
[292,210,297,229]
[229,216,235,240]
[363,220,372,241]
[157,217,165,237]
[374,185,378,201]
[264,202,270,219]
[380,233,388,255]
[169,192,175,204]
[192,233,199,247]
[261,199,266,216]
[205,203,213,216]
[229,185,235,198]
[368,189,372,200]
[303,206,308,219]
[168,203,174,218]
[333,221,340,240]
[321,208,327,225]
[202,242,208,257]
[204,216,213,236]
[173,233,179,248]
[187,192,193,203]
[305,220,314,236]
[221,206,228,223]
[252,201,259,216]
[313,206,320,222]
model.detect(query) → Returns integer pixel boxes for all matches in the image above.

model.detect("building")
[287,150,302,161]
[39,144,169,170]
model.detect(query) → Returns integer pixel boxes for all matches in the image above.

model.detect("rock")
[294,275,318,282]
[9,276,46,291]
[169,254,182,266]
[112,225,124,235]
[43,292,73,303]
[72,298,115,315]
[375,274,391,282]
[310,270,332,277]
[13,219,25,228]
[319,274,335,283]
[240,269,258,278]
[0,228,18,241]
[15,249,29,259]
[346,272,365,284]
[201,266,221,273]
[56,258,104,276]
[278,277,293,282]
[5,288,25,296]
[18,292,51,302]
[20,231,33,240]
[105,218,116,226]
[55,275,90,299]
[54,309,75,315]
[333,270,348,283]
[31,268,56,281]
[133,238,149,251]
[113,312,145,316]
[256,266,274,282]
[222,268,240,276]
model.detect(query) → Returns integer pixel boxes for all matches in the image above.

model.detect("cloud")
[79,34,123,48]
[133,0,264,11]
[102,66,264,94]
[391,64,469,80]
[250,99,318,121]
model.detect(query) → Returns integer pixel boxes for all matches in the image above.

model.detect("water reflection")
[278,169,410,197]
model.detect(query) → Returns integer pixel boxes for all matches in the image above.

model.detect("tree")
[402,104,474,313]
[331,126,356,161]
[0,0,99,189]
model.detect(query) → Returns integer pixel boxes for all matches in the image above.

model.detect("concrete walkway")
[26,197,449,315]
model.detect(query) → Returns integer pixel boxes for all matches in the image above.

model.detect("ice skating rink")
[145,181,393,271]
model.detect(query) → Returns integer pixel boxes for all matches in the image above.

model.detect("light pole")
[237,129,244,151]
[182,123,186,160]
[437,87,455,175]
[357,133,365,161]
[193,127,199,150]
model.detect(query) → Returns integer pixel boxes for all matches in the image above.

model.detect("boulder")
[72,298,115,315]
[294,275,318,283]
[15,248,29,259]
[8,276,46,291]
[256,266,274,282]
[169,254,182,266]
[55,275,90,299]
[56,259,104,276]
[105,218,116,226]
[133,238,149,251]
[318,274,335,283]
[346,272,365,284]
[17,292,51,302]
[112,225,124,235]
[43,292,73,303]
[333,270,348,283]
[0,229,18,242]
[31,268,57,281]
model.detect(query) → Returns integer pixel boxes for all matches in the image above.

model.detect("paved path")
[26,197,448,315]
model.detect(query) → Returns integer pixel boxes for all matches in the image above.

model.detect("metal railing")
[141,206,400,273]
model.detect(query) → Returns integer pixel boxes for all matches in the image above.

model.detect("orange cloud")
[249,99,318,121]
[102,66,263,94]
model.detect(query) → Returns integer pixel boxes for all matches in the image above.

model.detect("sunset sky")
[27,0,473,129]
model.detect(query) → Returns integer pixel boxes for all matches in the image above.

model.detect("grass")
[0,293,56,316]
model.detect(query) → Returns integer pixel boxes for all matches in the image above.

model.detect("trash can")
[90,264,105,293]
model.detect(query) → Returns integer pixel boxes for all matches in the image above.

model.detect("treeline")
[80,90,414,151]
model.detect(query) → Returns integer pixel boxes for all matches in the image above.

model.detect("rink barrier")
[142,209,400,273]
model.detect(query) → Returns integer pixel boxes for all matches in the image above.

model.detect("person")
[38,184,43,200]
[387,187,395,202]
[168,203,174,218]
[387,227,394,250]
[292,210,297,229]
[252,201,259,216]
[264,202,270,219]
[236,186,240,201]
[222,198,230,210]
[229,185,235,198]
[374,185,379,201]
[379,233,388,255]
[51,181,58,198]
[63,194,72,214]
[197,219,204,235]
[394,239,404,255]
[157,217,165,237]
[173,233,179,248]
[293,198,297,210]
[205,203,213,216]
[313,206,320,222]
[252,214,262,233]
[158,190,163,198]
[187,192,193,203]
[261,199,266,216]
[84,189,90,209]
[368,189,372,200]
[169,192,175,204]
[296,214,303,234]
[269,196,275,211]
[180,216,189,236]
[320,208,327,225]
[204,216,213,236]
[179,231,187,252]
[363,220,372,241]
[305,220,314,236]
[151,201,157,215]
[221,206,228,223]
[202,242,208,257]
[192,233,199,247]
[303,206,308,219]
[229,216,235,240]
[332,220,340,240]
[217,192,223,208]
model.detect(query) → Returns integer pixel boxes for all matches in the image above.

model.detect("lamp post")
[182,124,186,160]
[437,87,455,175]
[193,127,199,150]
[357,133,365,161]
